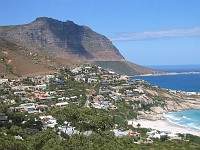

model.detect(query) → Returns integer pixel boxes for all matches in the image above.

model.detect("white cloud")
[111,27,200,41]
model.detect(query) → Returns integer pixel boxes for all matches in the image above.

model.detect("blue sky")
[1,0,200,66]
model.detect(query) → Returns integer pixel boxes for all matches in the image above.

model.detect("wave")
[186,123,200,131]
[163,114,181,121]
[164,110,200,132]
[165,119,200,131]
[183,116,191,120]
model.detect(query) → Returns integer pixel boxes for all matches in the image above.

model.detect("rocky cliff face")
[0,17,124,60]
[0,17,159,76]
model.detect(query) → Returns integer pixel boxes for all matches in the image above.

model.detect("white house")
[35,84,47,90]
[20,103,38,113]
[14,91,26,95]
[113,129,129,137]
[0,79,8,84]
[40,115,57,128]
[55,102,69,107]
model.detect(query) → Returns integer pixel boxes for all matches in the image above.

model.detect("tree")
[0,133,29,150]
[30,129,60,150]
[51,105,114,133]
[160,135,168,142]
[41,138,65,150]
[7,110,26,125]
[137,123,141,129]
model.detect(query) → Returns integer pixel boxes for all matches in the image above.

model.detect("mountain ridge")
[0,17,159,77]
[0,17,124,60]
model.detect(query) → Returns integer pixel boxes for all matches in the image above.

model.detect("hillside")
[0,38,57,77]
[93,61,159,75]
[0,17,123,61]
[0,65,200,149]
[0,17,158,77]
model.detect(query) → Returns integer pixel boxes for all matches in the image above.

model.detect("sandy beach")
[132,119,200,137]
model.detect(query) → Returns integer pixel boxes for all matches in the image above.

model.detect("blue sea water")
[147,64,200,73]
[132,74,200,92]
[163,110,200,132]
[132,65,200,132]
[132,65,200,92]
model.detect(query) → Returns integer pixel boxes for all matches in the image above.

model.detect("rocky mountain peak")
[33,17,75,26]
[35,17,54,22]
[0,17,158,77]
[0,17,124,60]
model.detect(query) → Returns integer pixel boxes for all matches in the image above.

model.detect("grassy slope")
[93,61,160,76]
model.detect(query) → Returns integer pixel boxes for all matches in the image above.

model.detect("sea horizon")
[146,64,200,73]
[132,65,200,92]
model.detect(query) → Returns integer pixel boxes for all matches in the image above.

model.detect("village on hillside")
[1,65,199,146]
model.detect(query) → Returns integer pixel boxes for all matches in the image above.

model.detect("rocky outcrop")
[128,81,200,120]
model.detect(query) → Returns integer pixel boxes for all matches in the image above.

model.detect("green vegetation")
[93,61,137,75]
[0,125,200,150]
[51,105,114,132]
[0,65,200,149]
[110,101,137,128]
[5,64,14,74]
[21,77,35,86]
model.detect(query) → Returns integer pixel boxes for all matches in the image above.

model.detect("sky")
[1,0,200,66]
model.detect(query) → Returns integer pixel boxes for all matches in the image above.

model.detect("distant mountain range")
[0,17,158,77]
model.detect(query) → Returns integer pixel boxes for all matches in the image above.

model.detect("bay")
[131,74,200,92]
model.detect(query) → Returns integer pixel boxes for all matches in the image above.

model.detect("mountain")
[0,17,159,77]
[0,37,55,77]
[0,17,123,61]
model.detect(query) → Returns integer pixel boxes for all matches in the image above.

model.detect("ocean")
[132,74,200,92]
[132,65,200,132]
[163,110,200,132]
[132,65,200,92]
[147,64,200,73]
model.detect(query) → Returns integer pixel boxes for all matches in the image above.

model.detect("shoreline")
[129,71,200,137]
[132,117,200,137]
[132,71,200,77]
